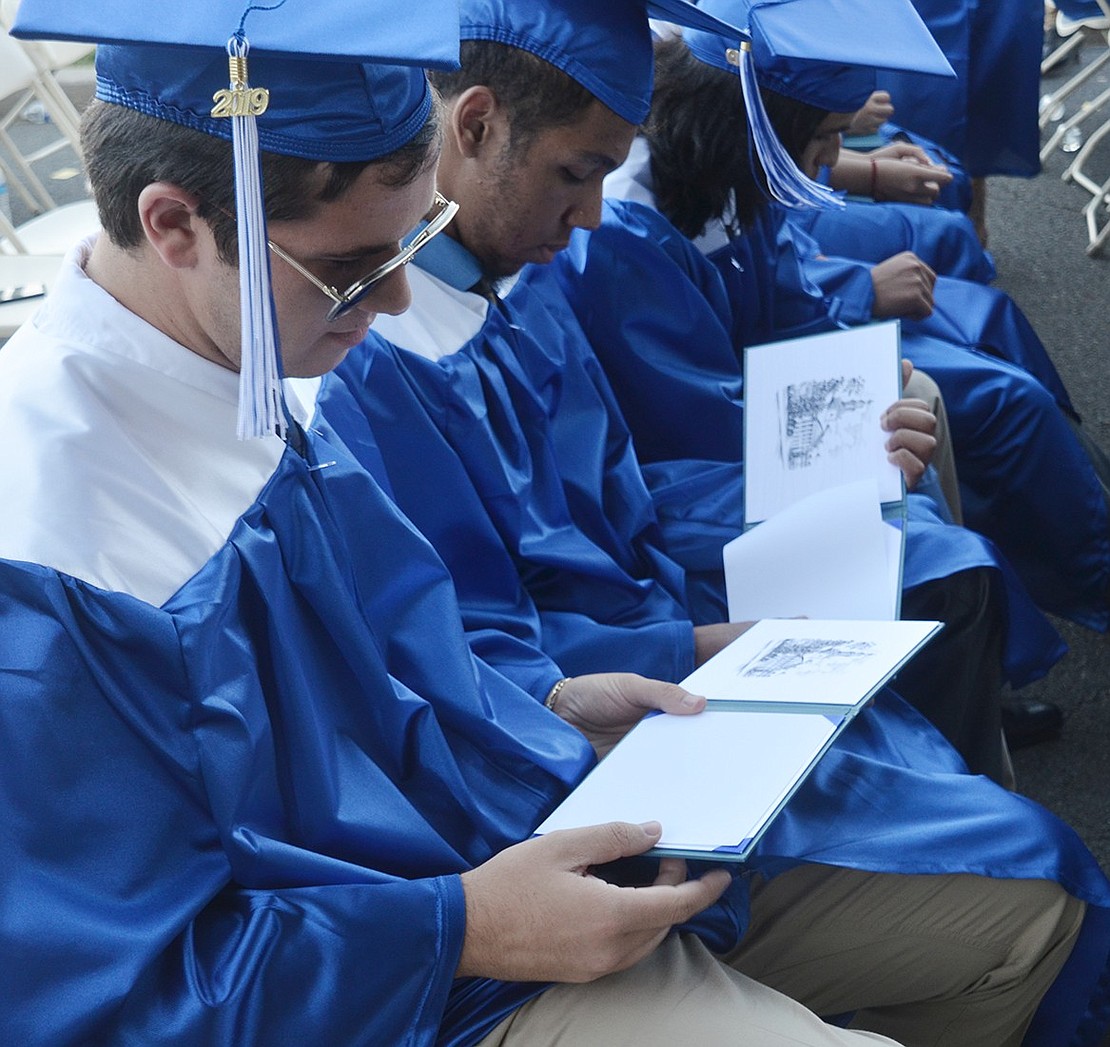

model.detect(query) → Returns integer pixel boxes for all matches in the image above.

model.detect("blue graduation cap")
[458,0,747,126]
[10,0,460,439]
[680,0,954,210]
[688,0,953,111]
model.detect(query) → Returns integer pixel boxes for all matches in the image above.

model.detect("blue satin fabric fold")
[0,429,595,1045]
[317,366,565,702]
[772,189,1068,416]
[789,198,993,283]
[332,287,697,686]
[891,334,1110,630]
[773,209,1069,411]
[906,275,1076,413]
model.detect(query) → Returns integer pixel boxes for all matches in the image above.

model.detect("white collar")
[0,236,320,604]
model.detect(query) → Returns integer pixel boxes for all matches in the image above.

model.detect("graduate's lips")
[326,317,375,348]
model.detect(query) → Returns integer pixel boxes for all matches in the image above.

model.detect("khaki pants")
[904,368,963,527]
[477,864,1085,1047]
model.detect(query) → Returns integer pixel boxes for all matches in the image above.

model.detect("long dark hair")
[644,36,826,238]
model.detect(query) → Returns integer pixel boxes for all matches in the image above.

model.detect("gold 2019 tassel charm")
[212,51,270,118]
[212,36,286,442]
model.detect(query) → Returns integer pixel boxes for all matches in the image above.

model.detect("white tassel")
[220,36,285,440]
[734,45,843,212]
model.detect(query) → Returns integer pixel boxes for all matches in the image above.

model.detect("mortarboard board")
[458,0,747,126]
[10,0,460,439]
[10,0,460,159]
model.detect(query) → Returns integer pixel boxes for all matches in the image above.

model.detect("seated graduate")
[795,158,992,284]
[791,88,991,280]
[0,3,714,1042]
[327,0,1026,779]
[336,0,1072,777]
[733,61,988,281]
[639,5,1087,422]
[4,3,1110,1045]
[597,0,1110,638]
[699,41,1076,446]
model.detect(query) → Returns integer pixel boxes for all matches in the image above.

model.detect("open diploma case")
[533,617,941,861]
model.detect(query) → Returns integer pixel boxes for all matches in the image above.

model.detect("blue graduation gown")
[774,202,1075,409]
[801,119,985,279]
[877,0,1043,176]
[788,198,995,284]
[692,203,1110,631]
[840,121,975,214]
[0,419,594,1047]
[329,297,697,687]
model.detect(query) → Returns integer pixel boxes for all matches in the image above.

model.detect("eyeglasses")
[266,190,459,323]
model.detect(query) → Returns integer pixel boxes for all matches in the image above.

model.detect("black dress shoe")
[1001,699,1064,751]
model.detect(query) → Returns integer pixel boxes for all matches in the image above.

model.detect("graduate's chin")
[534,242,570,265]
[292,328,371,377]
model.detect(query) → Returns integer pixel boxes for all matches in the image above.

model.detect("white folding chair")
[1078,170,1110,254]
[1060,109,1110,193]
[0,35,45,207]
[0,198,99,255]
[0,0,93,149]
[1042,15,1089,75]
[0,33,79,213]
[1057,7,1110,208]
[1039,1,1110,161]
[0,208,27,252]
[0,0,93,217]
[4,39,91,147]
[0,252,62,339]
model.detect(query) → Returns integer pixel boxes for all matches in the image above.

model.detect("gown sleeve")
[770,207,876,331]
[0,562,466,1047]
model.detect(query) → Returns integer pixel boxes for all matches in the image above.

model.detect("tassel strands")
[729,43,843,212]
[213,35,286,440]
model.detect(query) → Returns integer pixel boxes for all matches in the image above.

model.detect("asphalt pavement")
[987,31,1110,876]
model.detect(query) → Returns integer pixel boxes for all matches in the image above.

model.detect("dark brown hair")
[429,39,596,156]
[81,96,441,263]
[644,36,825,238]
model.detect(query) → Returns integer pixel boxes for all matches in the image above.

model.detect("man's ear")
[451,85,506,159]
[136,182,207,270]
